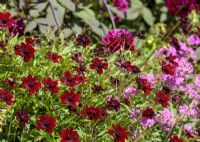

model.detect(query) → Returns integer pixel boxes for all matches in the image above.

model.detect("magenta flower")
[112,0,128,19]
[165,0,196,17]
[101,29,134,54]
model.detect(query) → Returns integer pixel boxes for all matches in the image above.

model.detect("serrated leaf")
[142,7,154,26]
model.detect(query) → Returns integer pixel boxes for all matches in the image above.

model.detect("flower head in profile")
[101,29,134,54]
[0,41,6,52]
[21,75,41,94]
[0,89,14,106]
[36,115,56,133]
[0,12,15,28]
[71,53,84,63]
[14,42,35,62]
[91,85,104,94]
[15,110,28,125]
[154,92,169,108]
[46,52,62,63]
[108,124,127,142]
[169,135,183,142]
[90,58,108,74]
[59,90,80,108]
[25,37,35,45]
[3,77,17,89]
[136,77,152,95]
[42,77,59,94]
[80,105,101,121]
[76,34,90,47]
[59,128,80,142]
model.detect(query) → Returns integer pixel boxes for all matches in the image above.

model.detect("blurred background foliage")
[0,0,169,39]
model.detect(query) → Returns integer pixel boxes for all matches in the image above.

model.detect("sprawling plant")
[0,1,200,142]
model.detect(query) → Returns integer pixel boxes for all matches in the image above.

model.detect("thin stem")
[48,0,59,29]
[101,0,116,29]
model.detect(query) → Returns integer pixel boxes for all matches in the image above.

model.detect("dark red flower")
[80,105,101,121]
[14,42,35,62]
[15,110,28,125]
[136,77,152,95]
[166,54,179,66]
[76,34,90,47]
[9,18,25,37]
[100,108,108,119]
[154,92,169,108]
[0,89,14,106]
[108,124,127,142]
[76,75,87,84]
[42,77,59,94]
[36,115,56,133]
[142,108,155,119]
[182,128,193,138]
[0,12,15,28]
[59,128,80,142]
[110,77,120,87]
[60,70,79,88]
[169,36,180,51]
[91,85,104,94]
[73,64,87,75]
[131,65,141,74]
[90,58,108,74]
[60,90,80,108]
[115,60,133,73]
[136,32,145,39]
[106,97,121,112]
[165,0,196,17]
[115,60,140,74]
[21,75,41,94]
[169,135,183,142]
[162,86,171,95]
[3,77,16,88]
[46,52,62,63]
[25,38,35,45]
[0,41,6,52]
[161,61,175,75]
[178,17,190,34]
[71,53,84,63]
[92,46,104,56]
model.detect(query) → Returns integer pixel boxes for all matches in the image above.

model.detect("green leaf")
[97,130,107,137]
[25,21,37,32]
[195,48,200,59]
[126,8,140,20]
[109,6,124,19]
[58,0,75,11]
[142,7,154,26]
[131,0,143,7]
